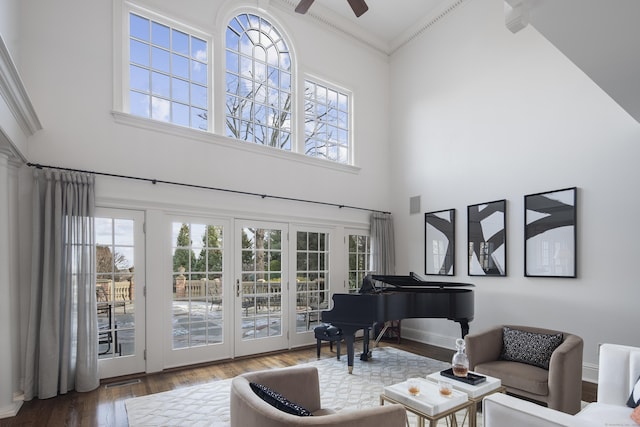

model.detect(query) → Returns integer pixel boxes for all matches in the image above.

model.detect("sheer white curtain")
[370,212,395,275]
[24,169,99,400]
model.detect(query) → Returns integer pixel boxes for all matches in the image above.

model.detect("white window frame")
[164,214,233,368]
[95,207,146,379]
[114,2,213,131]
[302,75,353,165]
[224,12,293,150]
[112,2,360,173]
[345,230,372,293]
[293,229,331,333]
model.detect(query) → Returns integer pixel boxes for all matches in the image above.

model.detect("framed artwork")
[425,209,455,276]
[467,199,507,276]
[524,187,577,278]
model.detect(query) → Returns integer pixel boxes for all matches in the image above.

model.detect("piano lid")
[370,272,474,288]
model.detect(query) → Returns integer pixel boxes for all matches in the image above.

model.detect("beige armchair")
[230,365,407,427]
[465,325,583,414]
[482,343,640,427]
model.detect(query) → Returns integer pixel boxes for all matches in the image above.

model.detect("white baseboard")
[582,362,598,384]
[401,324,458,350]
[0,401,22,419]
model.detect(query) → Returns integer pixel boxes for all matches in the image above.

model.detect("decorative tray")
[440,368,487,385]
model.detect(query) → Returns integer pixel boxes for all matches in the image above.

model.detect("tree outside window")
[225,14,291,149]
[225,13,351,165]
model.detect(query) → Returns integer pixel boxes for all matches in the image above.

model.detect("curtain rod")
[26,163,391,215]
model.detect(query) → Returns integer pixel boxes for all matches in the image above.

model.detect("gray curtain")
[24,169,99,400]
[370,212,395,275]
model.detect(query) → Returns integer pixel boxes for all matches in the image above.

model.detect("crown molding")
[390,0,470,54]
[0,36,42,137]
[273,0,469,57]
[271,0,389,57]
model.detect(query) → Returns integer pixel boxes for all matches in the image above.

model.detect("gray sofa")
[465,325,583,414]
[229,365,407,427]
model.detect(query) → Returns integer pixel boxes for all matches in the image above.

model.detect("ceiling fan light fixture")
[295,0,369,17]
[347,0,369,17]
[295,0,315,14]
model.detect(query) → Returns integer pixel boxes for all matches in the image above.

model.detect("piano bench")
[314,324,343,360]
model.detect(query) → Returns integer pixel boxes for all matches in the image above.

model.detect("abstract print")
[425,209,455,275]
[468,200,506,276]
[525,187,577,277]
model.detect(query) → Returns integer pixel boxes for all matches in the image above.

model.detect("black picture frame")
[425,209,455,276]
[524,187,577,278]
[467,199,507,276]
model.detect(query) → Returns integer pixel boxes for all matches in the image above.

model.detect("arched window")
[225,14,291,150]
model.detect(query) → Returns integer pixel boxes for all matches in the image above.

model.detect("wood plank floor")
[0,340,596,427]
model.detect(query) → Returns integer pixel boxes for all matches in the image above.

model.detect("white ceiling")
[278,0,462,55]
[282,0,640,122]
[507,0,640,123]
[304,0,447,40]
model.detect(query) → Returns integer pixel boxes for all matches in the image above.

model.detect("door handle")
[236,279,240,297]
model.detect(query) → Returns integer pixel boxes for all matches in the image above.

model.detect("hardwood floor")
[0,340,596,427]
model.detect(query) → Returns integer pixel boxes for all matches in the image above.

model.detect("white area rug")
[125,347,480,426]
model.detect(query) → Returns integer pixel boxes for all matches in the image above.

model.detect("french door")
[289,226,333,347]
[234,220,289,356]
[164,216,232,367]
[95,208,146,378]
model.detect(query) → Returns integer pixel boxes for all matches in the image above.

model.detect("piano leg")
[344,333,355,374]
[459,320,470,337]
[360,327,371,361]
[334,326,374,374]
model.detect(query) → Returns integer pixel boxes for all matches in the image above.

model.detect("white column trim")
[0,152,22,418]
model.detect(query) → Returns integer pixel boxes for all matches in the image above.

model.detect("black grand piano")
[321,272,474,373]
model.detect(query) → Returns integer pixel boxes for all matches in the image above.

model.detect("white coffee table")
[426,371,506,427]
[380,378,473,427]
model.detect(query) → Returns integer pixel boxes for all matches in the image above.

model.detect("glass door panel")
[164,217,231,368]
[235,221,288,356]
[295,231,330,333]
[96,208,145,378]
[171,222,225,349]
[348,233,371,293]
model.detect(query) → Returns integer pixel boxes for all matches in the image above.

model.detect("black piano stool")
[314,324,343,360]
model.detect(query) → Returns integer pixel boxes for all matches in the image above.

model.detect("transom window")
[304,80,351,164]
[129,12,209,130]
[225,14,292,149]
[120,7,356,166]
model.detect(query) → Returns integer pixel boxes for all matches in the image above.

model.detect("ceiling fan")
[295,0,369,18]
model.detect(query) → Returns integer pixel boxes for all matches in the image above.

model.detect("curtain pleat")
[24,170,98,400]
[370,212,396,275]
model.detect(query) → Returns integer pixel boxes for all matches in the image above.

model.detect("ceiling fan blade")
[347,0,369,17]
[295,0,315,14]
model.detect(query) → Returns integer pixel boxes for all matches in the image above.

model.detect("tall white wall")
[14,0,391,378]
[18,0,390,213]
[390,0,640,380]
